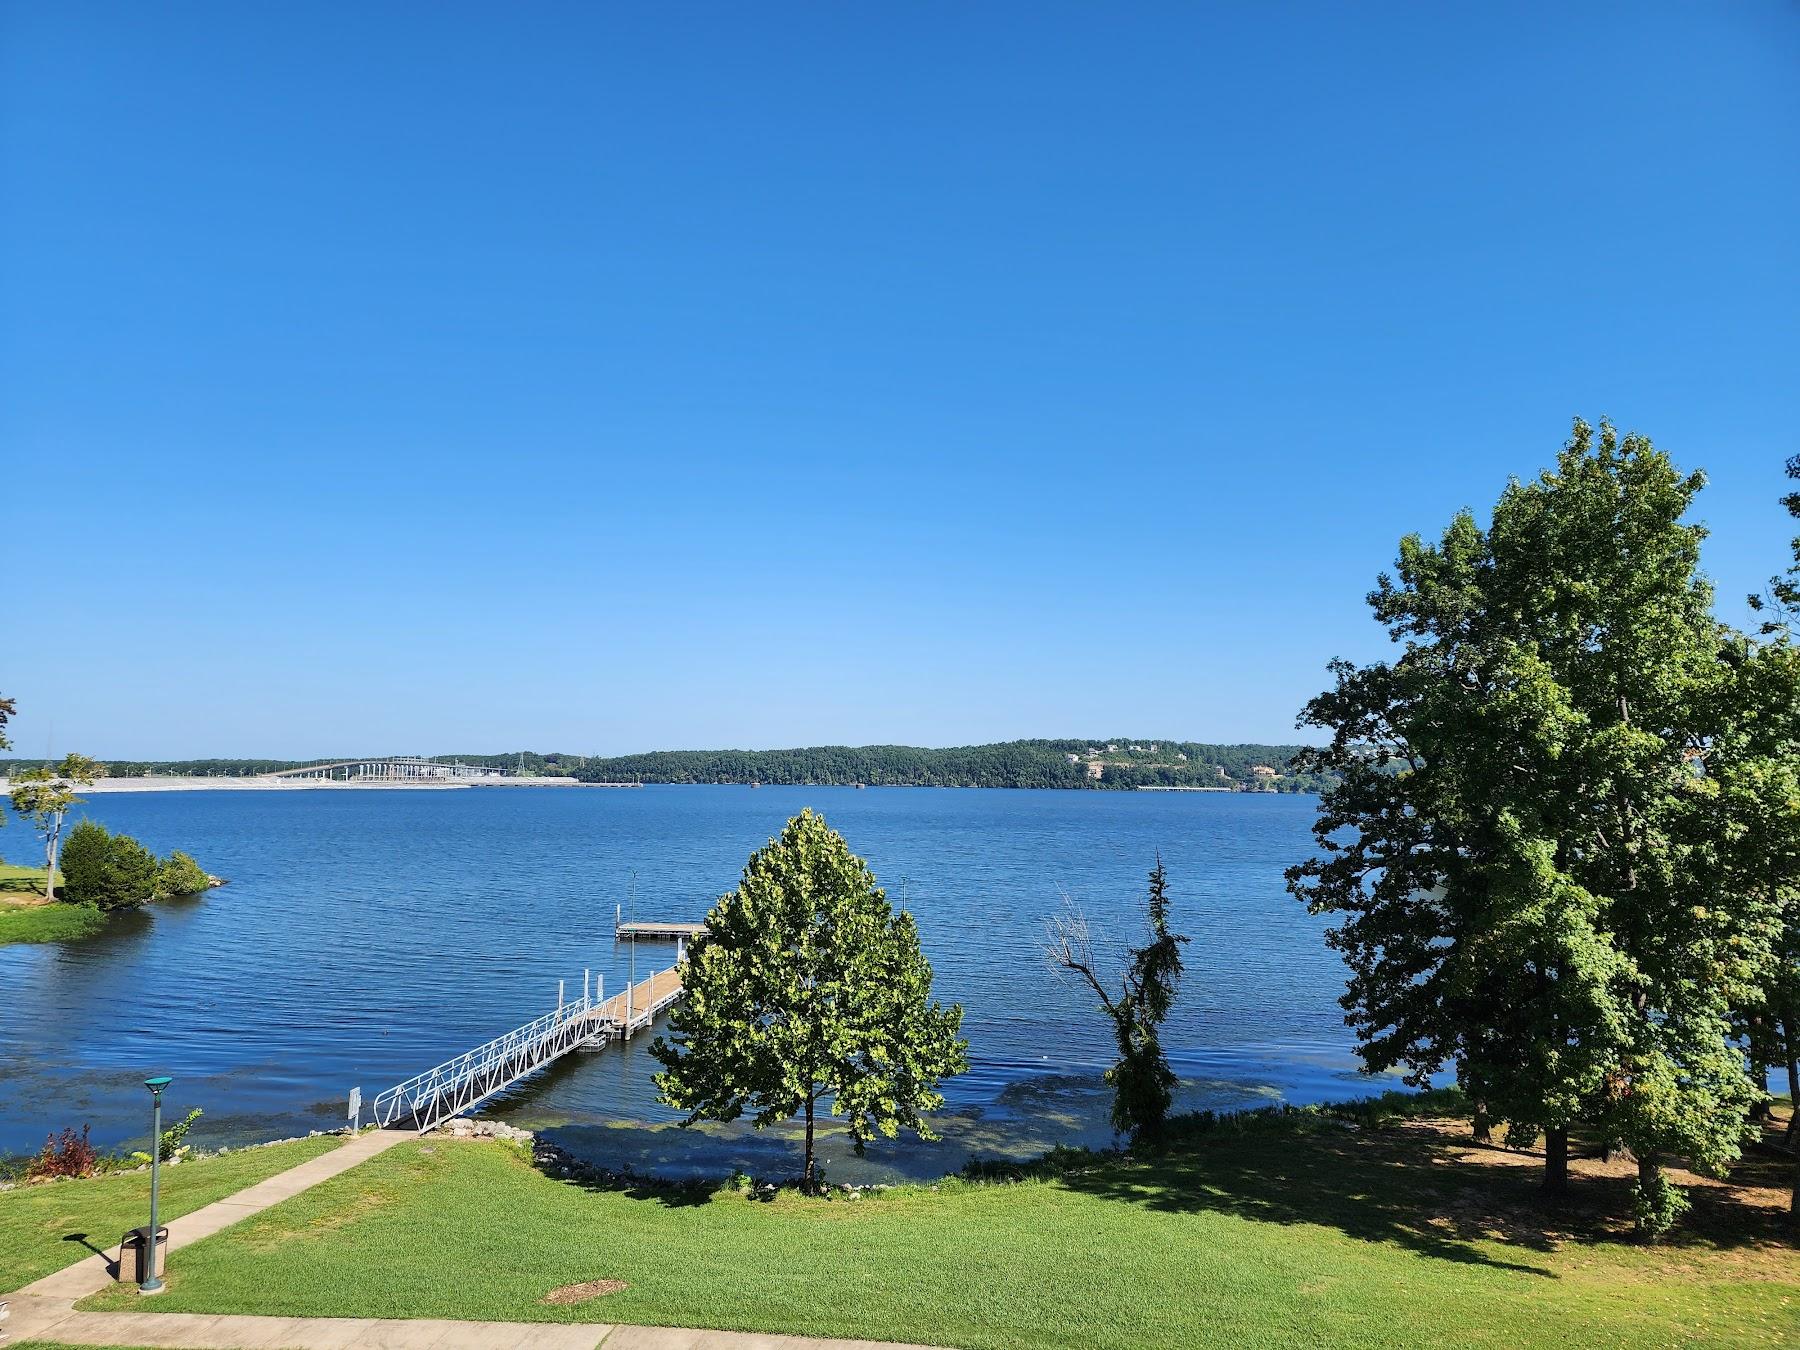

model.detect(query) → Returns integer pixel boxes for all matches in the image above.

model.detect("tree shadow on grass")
[1050,1119,1560,1276]
[1045,1113,1798,1277]
[530,1141,718,1208]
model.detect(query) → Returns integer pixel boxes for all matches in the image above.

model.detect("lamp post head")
[144,1075,172,1099]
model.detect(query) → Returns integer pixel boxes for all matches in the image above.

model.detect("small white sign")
[348,1086,362,1130]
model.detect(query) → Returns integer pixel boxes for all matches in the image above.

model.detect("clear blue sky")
[3,3,1797,760]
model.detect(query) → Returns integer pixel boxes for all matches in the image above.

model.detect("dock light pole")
[141,1075,172,1293]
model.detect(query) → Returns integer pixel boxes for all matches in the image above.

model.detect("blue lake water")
[0,786,1382,1180]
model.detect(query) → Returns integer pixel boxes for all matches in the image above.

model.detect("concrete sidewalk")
[4,1295,940,1347]
[2,1128,939,1350]
[11,1128,410,1305]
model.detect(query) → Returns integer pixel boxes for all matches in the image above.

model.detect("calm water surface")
[0,786,1381,1180]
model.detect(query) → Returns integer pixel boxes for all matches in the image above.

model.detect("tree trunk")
[1543,1127,1568,1194]
[1748,1015,1772,1121]
[1472,1101,1491,1144]
[1790,1131,1799,1237]
[1783,1012,1800,1148]
[1637,1153,1663,1242]
[803,1094,816,1194]
[43,819,59,902]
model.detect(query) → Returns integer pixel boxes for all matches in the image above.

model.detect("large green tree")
[1290,419,1772,1237]
[1732,454,1800,1225]
[652,808,968,1192]
[9,753,103,900]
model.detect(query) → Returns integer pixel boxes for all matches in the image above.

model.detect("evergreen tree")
[1046,858,1189,1143]
[652,809,967,1192]
[58,819,112,906]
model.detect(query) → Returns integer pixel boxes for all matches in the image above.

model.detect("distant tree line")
[0,757,319,778]
[566,740,1333,791]
[2,742,1337,793]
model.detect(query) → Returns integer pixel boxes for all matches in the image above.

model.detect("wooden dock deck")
[594,965,685,1037]
[616,919,706,940]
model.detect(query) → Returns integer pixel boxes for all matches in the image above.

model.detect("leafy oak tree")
[1751,453,1800,630]
[652,809,967,1192]
[1734,454,1800,1226]
[1046,858,1189,1143]
[9,753,103,900]
[1291,419,1772,1237]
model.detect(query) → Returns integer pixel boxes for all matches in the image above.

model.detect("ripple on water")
[0,785,1373,1175]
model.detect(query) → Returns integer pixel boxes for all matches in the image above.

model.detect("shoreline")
[0,775,588,794]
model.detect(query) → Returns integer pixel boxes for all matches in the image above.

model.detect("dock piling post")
[558,979,565,1014]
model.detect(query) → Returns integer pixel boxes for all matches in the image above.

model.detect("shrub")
[159,1106,202,1160]
[57,819,111,906]
[101,832,160,910]
[57,821,161,910]
[27,1124,97,1180]
[1632,1167,1691,1241]
[157,850,210,898]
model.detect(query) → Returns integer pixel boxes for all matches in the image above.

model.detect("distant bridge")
[264,756,508,783]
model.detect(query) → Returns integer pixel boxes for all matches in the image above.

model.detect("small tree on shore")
[58,820,111,906]
[652,808,968,1193]
[9,754,102,900]
[1046,858,1189,1144]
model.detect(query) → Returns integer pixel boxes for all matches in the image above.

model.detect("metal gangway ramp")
[371,964,686,1133]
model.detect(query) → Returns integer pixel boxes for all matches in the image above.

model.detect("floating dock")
[616,919,706,940]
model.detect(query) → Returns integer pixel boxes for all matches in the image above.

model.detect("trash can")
[116,1225,167,1283]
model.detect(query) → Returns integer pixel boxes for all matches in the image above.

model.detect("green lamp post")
[140,1075,172,1293]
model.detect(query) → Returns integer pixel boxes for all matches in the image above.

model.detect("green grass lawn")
[0,899,104,946]
[72,1105,1800,1348]
[0,1136,343,1290]
[0,864,99,947]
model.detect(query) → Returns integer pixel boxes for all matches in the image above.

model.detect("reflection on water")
[0,786,1374,1176]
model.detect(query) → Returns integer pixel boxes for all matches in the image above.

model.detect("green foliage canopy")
[652,808,968,1191]
[60,821,210,910]
[158,850,211,897]
[1289,419,1777,1237]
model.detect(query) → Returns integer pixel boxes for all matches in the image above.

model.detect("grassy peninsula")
[0,865,100,947]
[59,1096,1800,1348]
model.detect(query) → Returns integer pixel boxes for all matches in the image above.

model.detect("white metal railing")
[371,994,610,1133]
